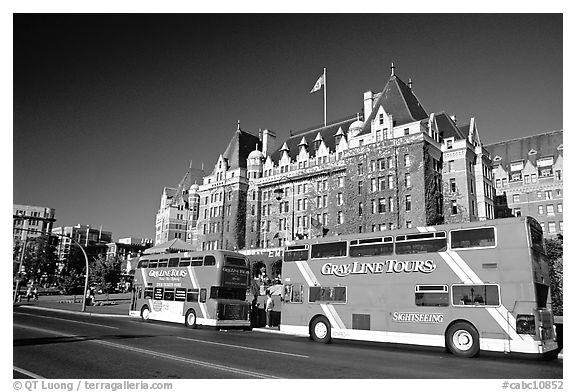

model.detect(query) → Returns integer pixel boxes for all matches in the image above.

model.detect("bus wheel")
[311,316,331,344]
[185,309,197,329]
[140,305,151,322]
[446,322,479,358]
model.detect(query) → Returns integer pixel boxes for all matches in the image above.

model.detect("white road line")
[13,366,44,379]
[14,312,119,329]
[176,336,309,358]
[13,324,280,379]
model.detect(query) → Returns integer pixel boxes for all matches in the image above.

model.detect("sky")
[12,13,563,241]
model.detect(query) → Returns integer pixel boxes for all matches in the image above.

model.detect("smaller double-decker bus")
[280,217,558,358]
[129,250,251,329]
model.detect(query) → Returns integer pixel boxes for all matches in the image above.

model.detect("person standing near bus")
[265,292,275,328]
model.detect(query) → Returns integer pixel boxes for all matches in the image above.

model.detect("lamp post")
[273,177,296,243]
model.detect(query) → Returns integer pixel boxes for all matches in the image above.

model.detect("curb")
[17,305,130,318]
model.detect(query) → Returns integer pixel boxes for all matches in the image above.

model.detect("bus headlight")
[516,314,536,335]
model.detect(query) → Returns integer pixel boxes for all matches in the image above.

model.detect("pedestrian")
[250,294,259,327]
[26,286,32,303]
[33,286,39,301]
[265,291,275,328]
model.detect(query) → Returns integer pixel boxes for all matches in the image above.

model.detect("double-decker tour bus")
[280,216,558,358]
[129,250,251,329]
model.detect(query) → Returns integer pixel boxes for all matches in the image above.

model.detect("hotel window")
[371,199,377,214]
[388,175,394,190]
[546,205,554,216]
[448,160,455,172]
[538,205,544,215]
[379,113,384,125]
[557,204,563,213]
[524,175,530,184]
[378,158,385,170]
[317,195,323,208]
[559,221,563,232]
[404,128,410,136]
[531,174,537,183]
[496,179,501,188]
[556,189,562,197]
[556,170,562,180]
[513,208,521,217]
[358,181,363,195]
[387,156,394,168]
[406,221,412,229]
[379,177,386,191]
[405,195,412,211]
[451,200,458,215]
[337,193,343,206]
[502,178,508,187]
[370,160,376,172]
[379,223,386,231]
[338,176,344,188]
[537,190,542,198]
[450,178,456,192]
[389,197,394,212]
[358,202,363,217]
[548,222,556,234]
[358,163,364,175]
[512,194,520,203]
[404,154,411,167]
[447,140,453,149]
[545,190,553,200]
[337,211,343,225]
[371,178,377,192]
[378,198,386,213]
[376,130,382,142]
[405,173,411,188]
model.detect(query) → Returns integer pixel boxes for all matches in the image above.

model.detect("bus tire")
[140,305,151,322]
[446,322,480,358]
[185,309,197,329]
[310,316,331,344]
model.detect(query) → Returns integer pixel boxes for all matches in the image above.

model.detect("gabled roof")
[269,117,357,163]
[143,238,195,254]
[219,128,261,172]
[484,130,563,170]
[360,73,428,135]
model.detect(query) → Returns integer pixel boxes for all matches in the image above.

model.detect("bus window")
[311,242,347,259]
[175,288,186,302]
[452,284,500,306]
[153,287,164,300]
[187,288,199,302]
[158,259,168,268]
[144,288,153,299]
[168,258,179,267]
[415,285,449,307]
[283,284,303,303]
[226,257,246,266]
[284,245,309,262]
[148,260,158,268]
[137,259,149,268]
[200,288,207,303]
[350,237,393,257]
[309,286,346,303]
[528,220,545,253]
[451,227,495,249]
[191,257,203,266]
[396,232,447,254]
[163,288,175,301]
[204,256,216,266]
[210,286,247,300]
[179,257,191,267]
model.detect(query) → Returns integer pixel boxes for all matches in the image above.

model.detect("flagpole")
[323,67,327,127]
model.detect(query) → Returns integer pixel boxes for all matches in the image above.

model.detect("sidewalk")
[13,293,131,317]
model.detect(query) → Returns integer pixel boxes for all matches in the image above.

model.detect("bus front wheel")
[310,316,331,344]
[185,309,197,329]
[446,322,480,358]
[140,305,151,322]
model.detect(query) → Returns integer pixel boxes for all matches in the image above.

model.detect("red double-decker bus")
[280,217,558,358]
[129,250,251,329]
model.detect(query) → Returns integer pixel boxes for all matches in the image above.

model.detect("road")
[13,306,562,379]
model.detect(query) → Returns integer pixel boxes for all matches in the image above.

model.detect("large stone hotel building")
[155,65,562,250]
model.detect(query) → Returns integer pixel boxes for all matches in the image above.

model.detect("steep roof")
[484,130,563,170]
[360,73,428,135]
[220,128,261,172]
[269,116,357,163]
[434,112,466,140]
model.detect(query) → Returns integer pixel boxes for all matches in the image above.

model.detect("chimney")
[363,91,374,120]
[262,129,277,157]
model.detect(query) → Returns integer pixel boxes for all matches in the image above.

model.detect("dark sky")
[13,14,563,240]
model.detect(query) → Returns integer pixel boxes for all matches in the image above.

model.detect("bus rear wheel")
[185,309,197,329]
[310,316,331,344]
[140,305,151,322]
[446,322,480,358]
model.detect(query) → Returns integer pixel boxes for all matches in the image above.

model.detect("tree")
[58,245,87,296]
[92,254,122,301]
[545,234,563,316]
[21,236,58,287]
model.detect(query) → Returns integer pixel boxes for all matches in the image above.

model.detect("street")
[13,306,562,379]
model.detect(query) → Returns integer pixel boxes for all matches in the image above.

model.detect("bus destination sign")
[321,259,436,277]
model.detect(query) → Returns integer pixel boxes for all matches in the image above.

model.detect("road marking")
[176,336,309,358]
[13,366,44,379]
[14,312,119,329]
[13,324,280,379]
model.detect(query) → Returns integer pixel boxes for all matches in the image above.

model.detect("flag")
[310,217,323,229]
[310,74,324,93]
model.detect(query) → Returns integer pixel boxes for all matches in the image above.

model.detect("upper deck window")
[284,245,309,262]
[191,257,203,266]
[158,259,168,268]
[395,232,447,254]
[450,227,496,249]
[178,257,191,267]
[349,236,393,257]
[137,259,149,268]
[311,241,347,259]
[168,258,179,267]
[204,255,216,266]
[225,257,246,266]
[148,260,158,268]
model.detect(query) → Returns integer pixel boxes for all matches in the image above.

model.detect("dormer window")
[447,139,453,149]
[379,113,384,125]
